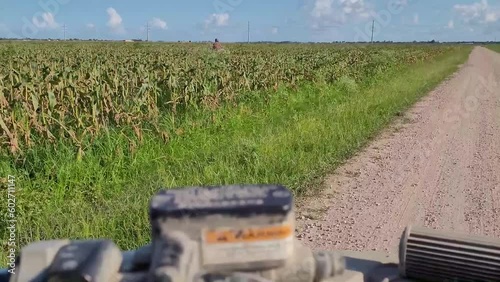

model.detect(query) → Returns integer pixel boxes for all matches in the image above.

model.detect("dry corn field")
[0,42,459,158]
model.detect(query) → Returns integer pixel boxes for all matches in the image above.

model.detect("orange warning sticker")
[204,225,293,244]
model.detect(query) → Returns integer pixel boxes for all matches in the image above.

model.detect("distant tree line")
[0,37,499,45]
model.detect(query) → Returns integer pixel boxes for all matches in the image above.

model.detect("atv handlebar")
[4,185,500,282]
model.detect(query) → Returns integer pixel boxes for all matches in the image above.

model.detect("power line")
[247,21,250,43]
[63,24,67,40]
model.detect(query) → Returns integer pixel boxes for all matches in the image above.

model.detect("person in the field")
[213,38,223,51]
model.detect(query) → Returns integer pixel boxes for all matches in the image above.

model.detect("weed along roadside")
[486,44,500,53]
[0,44,472,264]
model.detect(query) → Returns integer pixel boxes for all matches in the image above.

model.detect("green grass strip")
[486,44,500,53]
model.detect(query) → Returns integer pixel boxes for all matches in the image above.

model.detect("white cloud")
[106,7,125,33]
[150,18,168,30]
[311,0,335,19]
[310,0,373,29]
[86,23,95,29]
[485,12,499,23]
[413,13,419,24]
[205,13,230,29]
[271,27,279,34]
[32,12,59,29]
[447,20,455,29]
[453,0,500,24]
[339,0,371,18]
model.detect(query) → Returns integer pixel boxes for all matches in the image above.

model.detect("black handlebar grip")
[0,269,11,282]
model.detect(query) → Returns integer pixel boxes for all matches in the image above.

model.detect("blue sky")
[0,0,499,42]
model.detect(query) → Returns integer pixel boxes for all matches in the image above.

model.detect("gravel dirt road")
[295,46,500,254]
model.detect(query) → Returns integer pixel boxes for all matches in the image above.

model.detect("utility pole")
[370,20,374,43]
[146,22,150,42]
[247,21,250,43]
[63,24,67,40]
